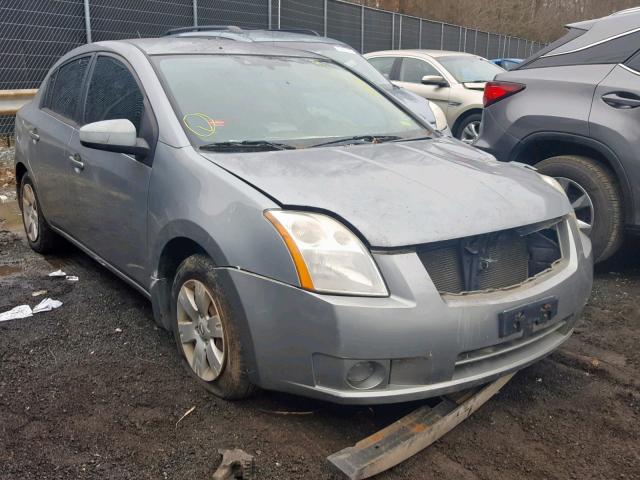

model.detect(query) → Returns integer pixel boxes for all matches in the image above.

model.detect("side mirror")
[421,75,448,87]
[79,119,149,156]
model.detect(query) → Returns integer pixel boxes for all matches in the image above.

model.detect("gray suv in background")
[476,7,640,262]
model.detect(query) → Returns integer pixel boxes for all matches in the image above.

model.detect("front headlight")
[264,210,388,296]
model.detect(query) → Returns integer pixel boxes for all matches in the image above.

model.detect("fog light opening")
[346,361,386,390]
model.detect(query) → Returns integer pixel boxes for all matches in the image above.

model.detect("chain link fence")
[0,0,545,135]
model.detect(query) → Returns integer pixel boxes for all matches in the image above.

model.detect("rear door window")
[44,56,91,122]
[83,56,144,131]
[368,56,397,80]
[398,58,440,84]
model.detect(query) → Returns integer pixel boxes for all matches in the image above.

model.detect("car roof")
[121,36,326,57]
[554,7,640,56]
[365,49,480,59]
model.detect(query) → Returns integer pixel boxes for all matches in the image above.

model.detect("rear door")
[22,55,91,231]
[65,53,156,284]
[590,53,640,207]
[393,57,451,114]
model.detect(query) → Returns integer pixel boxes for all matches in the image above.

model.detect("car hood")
[201,139,571,247]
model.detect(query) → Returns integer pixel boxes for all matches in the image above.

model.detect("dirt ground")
[1,151,639,480]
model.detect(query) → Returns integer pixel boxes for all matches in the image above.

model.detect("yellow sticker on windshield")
[183,112,217,137]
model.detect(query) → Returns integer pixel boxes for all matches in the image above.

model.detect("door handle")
[68,153,84,171]
[602,92,640,109]
[28,129,40,142]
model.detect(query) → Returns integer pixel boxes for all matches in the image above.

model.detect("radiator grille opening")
[418,220,562,294]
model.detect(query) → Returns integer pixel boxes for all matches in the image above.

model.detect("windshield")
[277,42,391,87]
[438,56,504,83]
[154,55,425,147]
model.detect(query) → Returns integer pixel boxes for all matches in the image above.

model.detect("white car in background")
[365,50,505,143]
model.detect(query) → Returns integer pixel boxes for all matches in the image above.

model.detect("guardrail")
[0,89,37,116]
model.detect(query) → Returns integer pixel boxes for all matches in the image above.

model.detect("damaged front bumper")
[225,217,593,404]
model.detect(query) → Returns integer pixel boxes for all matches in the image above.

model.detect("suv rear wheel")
[536,155,623,263]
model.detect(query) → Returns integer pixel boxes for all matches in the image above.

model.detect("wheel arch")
[15,162,28,206]
[512,132,634,225]
[149,227,260,384]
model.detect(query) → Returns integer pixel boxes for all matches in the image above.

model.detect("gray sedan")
[15,36,593,404]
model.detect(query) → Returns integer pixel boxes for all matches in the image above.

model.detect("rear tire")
[171,254,256,400]
[456,113,482,144]
[536,155,623,263]
[19,174,63,254]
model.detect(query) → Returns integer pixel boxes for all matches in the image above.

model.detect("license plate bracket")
[499,297,558,338]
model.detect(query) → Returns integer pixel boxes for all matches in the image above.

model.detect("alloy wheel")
[460,120,481,144]
[22,184,39,242]
[556,177,594,235]
[176,279,225,382]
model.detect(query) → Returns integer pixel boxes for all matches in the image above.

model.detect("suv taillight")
[483,81,525,107]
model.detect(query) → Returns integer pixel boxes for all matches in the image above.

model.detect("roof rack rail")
[163,25,321,37]
[163,25,244,36]
[270,28,321,36]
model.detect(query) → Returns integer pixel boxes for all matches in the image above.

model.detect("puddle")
[0,199,22,234]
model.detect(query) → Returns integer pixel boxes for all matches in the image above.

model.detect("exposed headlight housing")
[265,210,388,296]
[428,100,448,132]
[540,174,567,197]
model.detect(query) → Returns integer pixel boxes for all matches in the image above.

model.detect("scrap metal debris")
[327,373,515,480]
[175,405,195,427]
[212,449,255,480]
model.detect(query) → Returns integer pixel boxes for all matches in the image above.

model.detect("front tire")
[19,174,63,254]
[536,155,623,263]
[171,254,256,400]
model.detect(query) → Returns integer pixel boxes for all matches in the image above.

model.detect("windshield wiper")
[391,134,434,143]
[309,135,402,148]
[200,140,295,152]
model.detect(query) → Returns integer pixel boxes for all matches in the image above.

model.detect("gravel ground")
[1,151,639,479]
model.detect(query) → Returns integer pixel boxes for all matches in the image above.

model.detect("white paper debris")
[0,194,8,204]
[65,275,79,282]
[115,327,123,333]
[0,305,33,322]
[32,298,63,314]
[32,290,48,297]
[48,269,66,277]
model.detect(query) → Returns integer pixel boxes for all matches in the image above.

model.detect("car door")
[393,57,451,115]
[590,52,640,199]
[65,53,156,285]
[21,55,91,231]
